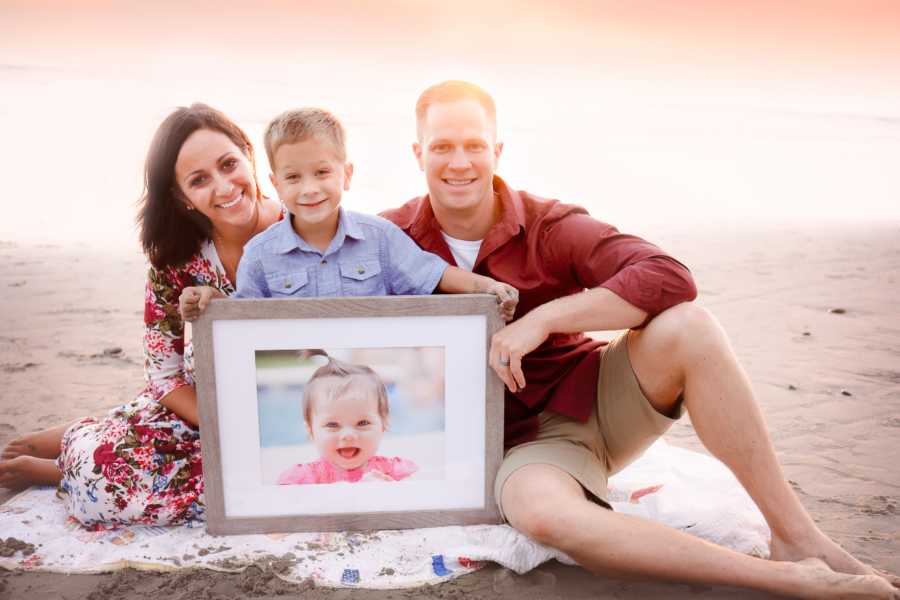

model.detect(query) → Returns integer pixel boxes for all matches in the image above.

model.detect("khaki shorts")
[494,331,683,520]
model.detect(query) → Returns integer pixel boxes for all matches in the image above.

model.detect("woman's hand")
[483,280,519,322]
[179,286,224,322]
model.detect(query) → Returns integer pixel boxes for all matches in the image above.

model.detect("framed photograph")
[193,295,504,535]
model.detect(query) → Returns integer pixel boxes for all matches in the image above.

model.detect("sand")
[1,221,898,599]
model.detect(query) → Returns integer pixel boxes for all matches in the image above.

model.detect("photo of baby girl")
[255,347,445,486]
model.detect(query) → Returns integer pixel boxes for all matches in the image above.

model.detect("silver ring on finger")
[499,357,510,367]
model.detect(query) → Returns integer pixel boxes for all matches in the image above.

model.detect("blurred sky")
[2,0,899,245]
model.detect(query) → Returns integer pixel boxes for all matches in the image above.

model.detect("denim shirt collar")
[270,208,365,256]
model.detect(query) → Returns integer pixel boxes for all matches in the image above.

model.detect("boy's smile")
[269,136,354,250]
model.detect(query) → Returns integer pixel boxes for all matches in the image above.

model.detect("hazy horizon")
[2,1,899,245]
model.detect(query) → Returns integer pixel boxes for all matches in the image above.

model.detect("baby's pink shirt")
[276,456,418,485]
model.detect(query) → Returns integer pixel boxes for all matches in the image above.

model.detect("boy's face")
[308,388,385,471]
[269,136,353,239]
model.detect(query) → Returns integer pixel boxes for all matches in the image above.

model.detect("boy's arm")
[437,266,519,321]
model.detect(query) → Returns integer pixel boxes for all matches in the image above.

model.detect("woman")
[0,104,281,525]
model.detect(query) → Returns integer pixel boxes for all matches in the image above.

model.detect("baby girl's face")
[308,392,385,470]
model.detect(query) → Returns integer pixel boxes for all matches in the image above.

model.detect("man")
[382,80,898,599]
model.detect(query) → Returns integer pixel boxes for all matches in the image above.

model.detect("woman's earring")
[186,204,195,211]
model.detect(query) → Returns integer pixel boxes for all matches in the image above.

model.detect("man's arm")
[489,287,646,392]
[490,214,696,392]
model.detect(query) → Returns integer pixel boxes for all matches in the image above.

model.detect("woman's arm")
[143,263,198,423]
[159,384,199,426]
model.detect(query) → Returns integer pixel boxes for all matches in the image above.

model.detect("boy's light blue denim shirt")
[233,208,448,299]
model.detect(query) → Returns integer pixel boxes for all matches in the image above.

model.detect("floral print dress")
[57,240,233,526]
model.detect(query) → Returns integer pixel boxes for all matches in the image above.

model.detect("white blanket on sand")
[0,440,769,589]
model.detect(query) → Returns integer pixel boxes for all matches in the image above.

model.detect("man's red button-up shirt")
[382,176,697,448]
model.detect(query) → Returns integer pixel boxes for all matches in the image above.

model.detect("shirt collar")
[409,175,524,242]
[270,208,364,255]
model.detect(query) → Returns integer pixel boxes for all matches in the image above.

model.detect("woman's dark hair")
[137,103,262,269]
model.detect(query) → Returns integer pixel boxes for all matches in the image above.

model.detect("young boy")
[180,108,517,318]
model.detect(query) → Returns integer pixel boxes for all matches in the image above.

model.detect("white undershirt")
[440,232,483,272]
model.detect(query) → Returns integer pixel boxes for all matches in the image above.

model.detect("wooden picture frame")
[193,294,504,535]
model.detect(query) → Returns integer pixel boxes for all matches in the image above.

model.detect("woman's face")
[173,129,258,231]
[308,389,385,471]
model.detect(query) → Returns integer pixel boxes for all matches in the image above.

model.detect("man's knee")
[501,464,588,547]
[641,302,721,352]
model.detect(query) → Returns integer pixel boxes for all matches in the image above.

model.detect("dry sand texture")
[0,222,898,599]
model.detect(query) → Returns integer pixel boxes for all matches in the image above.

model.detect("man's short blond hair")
[263,107,346,169]
[415,80,497,141]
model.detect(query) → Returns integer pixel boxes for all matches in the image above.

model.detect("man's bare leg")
[626,302,898,586]
[503,464,897,599]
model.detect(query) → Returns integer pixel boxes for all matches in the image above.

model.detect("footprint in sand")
[0,423,16,444]
[57,348,138,366]
[860,496,898,517]
[0,362,39,373]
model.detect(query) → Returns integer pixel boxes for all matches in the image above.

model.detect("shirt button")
[284,281,291,289]
[321,259,327,264]
[357,266,365,274]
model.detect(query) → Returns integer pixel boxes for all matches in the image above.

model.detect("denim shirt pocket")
[265,270,311,297]
[338,259,385,296]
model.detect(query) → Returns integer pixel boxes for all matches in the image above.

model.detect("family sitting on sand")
[0,81,897,599]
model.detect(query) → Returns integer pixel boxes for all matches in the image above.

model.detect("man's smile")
[443,178,476,186]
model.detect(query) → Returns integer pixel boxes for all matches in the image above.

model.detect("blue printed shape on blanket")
[431,555,453,576]
[341,569,360,584]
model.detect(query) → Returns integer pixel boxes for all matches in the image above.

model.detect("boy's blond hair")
[263,107,347,169]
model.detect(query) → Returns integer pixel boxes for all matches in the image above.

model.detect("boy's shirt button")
[357,266,365,274]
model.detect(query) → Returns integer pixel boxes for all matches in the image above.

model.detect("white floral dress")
[57,240,233,526]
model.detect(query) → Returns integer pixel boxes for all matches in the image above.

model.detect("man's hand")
[489,312,550,393]
[179,286,223,322]
[484,280,519,322]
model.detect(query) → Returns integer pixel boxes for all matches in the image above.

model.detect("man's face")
[413,99,502,217]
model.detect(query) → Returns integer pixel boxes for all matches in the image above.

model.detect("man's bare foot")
[786,558,900,600]
[1,424,71,461]
[0,455,62,488]
[772,530,900,589]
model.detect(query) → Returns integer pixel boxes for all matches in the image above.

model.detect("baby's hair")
[301,349,389,429]
[263,107,347,170]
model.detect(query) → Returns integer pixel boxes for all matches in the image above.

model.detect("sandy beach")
[1,221,898,599]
